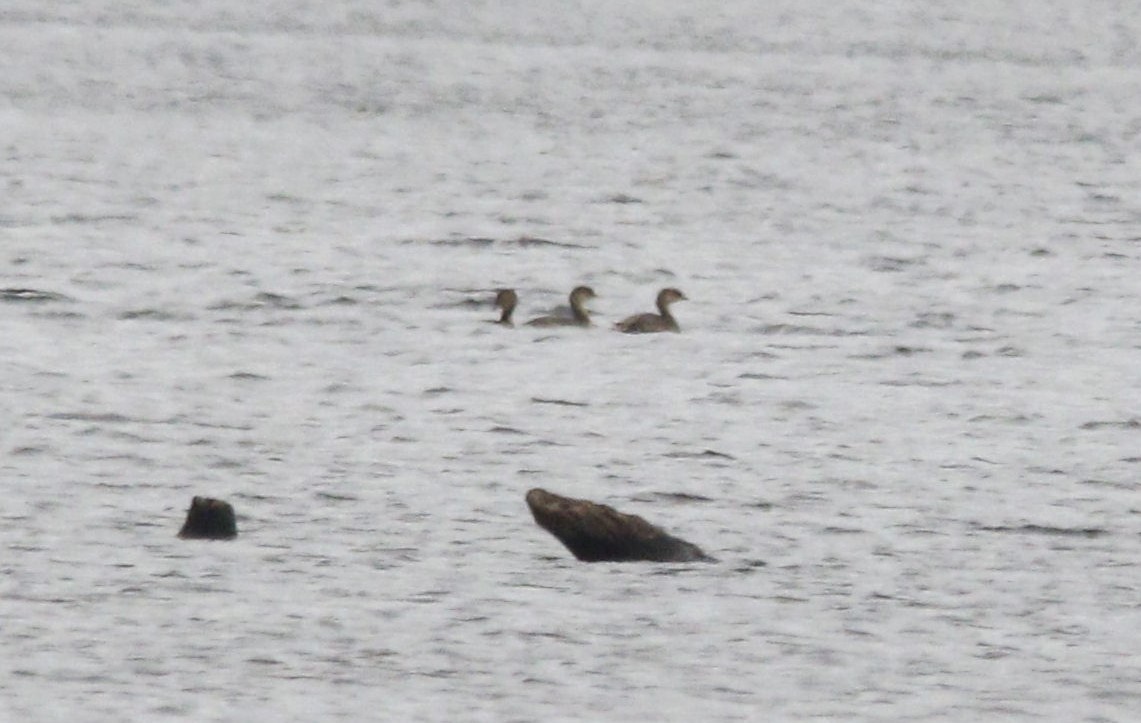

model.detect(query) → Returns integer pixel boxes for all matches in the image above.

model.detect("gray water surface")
[2,2,1139,720]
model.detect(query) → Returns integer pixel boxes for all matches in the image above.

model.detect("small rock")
[177,496,238,540]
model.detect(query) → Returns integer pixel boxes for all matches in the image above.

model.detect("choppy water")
[2,1,1139,720]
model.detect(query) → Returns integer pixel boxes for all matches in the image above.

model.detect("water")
[2,1,1139,720]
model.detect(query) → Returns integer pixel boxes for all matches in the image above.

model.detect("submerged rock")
[0,288,73,303]
[525,488,714,563]
[177,496,238,540]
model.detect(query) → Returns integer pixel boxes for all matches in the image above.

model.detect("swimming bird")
[525,286,596,327]
[615,288,687,333]
[491,289,517,326]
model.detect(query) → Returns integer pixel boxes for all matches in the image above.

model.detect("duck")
[525,286,596,327]
[615,288,686,333]
[491,289,517,326]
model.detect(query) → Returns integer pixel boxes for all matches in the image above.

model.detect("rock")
[177,496,238,540]
[525,488,715,563]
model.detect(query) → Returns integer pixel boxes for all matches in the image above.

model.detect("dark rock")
[177,496,238,540]
[525,488,715,563]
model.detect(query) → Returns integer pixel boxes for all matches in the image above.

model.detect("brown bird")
[525,285,596,327]
[491,288,517,326]
[615,288,687,333]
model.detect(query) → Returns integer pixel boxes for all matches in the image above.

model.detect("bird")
[491,288,517,326]
[525,285,596,327]
[615,288,687,333]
